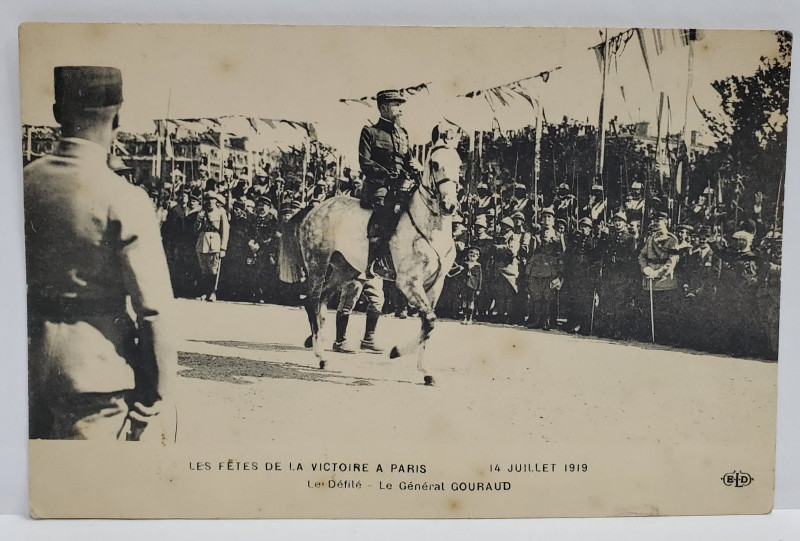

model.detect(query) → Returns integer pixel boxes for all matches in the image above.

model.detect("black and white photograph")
[19,23,789,518]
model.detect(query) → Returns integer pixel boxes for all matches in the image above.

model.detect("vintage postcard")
[21,23,787,518]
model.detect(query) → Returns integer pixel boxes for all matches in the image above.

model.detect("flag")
[164,133,174,159]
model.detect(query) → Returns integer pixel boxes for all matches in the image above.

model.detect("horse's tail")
[277,211,308,284]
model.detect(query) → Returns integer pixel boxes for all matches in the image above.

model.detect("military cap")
[474,215,488,228]
[540,207,555,217]
[244,199,256,210]
[451,213,464,224]
[578,217,593,228]
[557,183,571,191]
[257,196,274,207]
[630,181,643,190]
[282,200,302,212]
[703,186,715,195]
[465,245,481,254]
[485,207,496,216]
[189,194,202,205]
[555,218,567,229]
[206,191,225,205]
[376,89,406,104]
[499,217,515,229]
[676,223,694,232]
[476,183,490,192]
[514,183,526,191]
[653,211,669,221]
[375,187,389,198]
[54,66,123,109]
[511,211,526,221]
[590,184,604,192]
[611,210,628,223]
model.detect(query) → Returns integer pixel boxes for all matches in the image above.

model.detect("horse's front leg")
[390,275,437,385]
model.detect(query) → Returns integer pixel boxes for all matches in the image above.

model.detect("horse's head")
[435,177,459,216]
[427,119,463,217]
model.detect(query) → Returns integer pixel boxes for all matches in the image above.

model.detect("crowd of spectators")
[125,157,781,361]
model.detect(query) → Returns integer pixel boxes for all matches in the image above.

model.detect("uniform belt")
[28,295,127,320]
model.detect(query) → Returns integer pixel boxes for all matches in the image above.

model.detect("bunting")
[339,82,431,106]
[456,67,560,99]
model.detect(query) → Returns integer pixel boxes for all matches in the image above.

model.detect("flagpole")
[533,106,542,219]
[595,29,610,201]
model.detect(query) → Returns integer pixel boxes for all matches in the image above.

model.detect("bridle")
[417,172,457,218]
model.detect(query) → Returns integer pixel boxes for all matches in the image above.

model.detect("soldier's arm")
[113,188,177,407]
[358,127,392,180]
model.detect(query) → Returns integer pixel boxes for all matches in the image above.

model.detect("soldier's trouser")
[526,277,556,327]
[337,278,385,341]
[197,251,221,294]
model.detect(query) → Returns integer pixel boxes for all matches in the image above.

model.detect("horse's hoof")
[319,360,327,370]
[304,335,313,348]
[423,375,435,386]
[389,346,401,359]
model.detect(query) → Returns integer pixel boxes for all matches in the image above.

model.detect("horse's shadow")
[178,345,379,387]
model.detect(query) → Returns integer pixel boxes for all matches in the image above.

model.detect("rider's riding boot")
[332,313,355,354]
[360,310,383,353]
[365,238,380,279]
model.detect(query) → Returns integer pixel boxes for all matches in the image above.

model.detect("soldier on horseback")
[359,89,423,279]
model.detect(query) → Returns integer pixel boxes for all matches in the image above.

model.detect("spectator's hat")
[511,211,525,221]
[514,183,526,191]
[474,215,488,228]
[703,186,715,195]
[375,187,389,198]
[612,210,628,223]
[540,206,555,217]
[466,245,481,255]
[257,195,273,207]
[500,216,515,229]
[206,191,225,205]
[578,217,593,228]
[557,182,570,192]
[653,211,669,221]
[676,223,694,232]
[376,89,406,104]
[244,199,255,211]
[555,217,567,229]
[591,184,604,192]
[732,230,754,243]
[630,181,643,190]
[54,66,123,110]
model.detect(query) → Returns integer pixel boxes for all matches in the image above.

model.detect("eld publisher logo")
[721,471,754,488]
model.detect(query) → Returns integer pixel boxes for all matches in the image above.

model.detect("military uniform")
[524,225,563,330]
[25,66,174,441]
[563,223,601,334]
[637,218,681,344]
[598,215,637,338]
[195,192,230,301]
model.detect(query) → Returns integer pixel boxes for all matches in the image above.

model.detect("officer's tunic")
[25,138,175,439]
[359,117,415,210]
